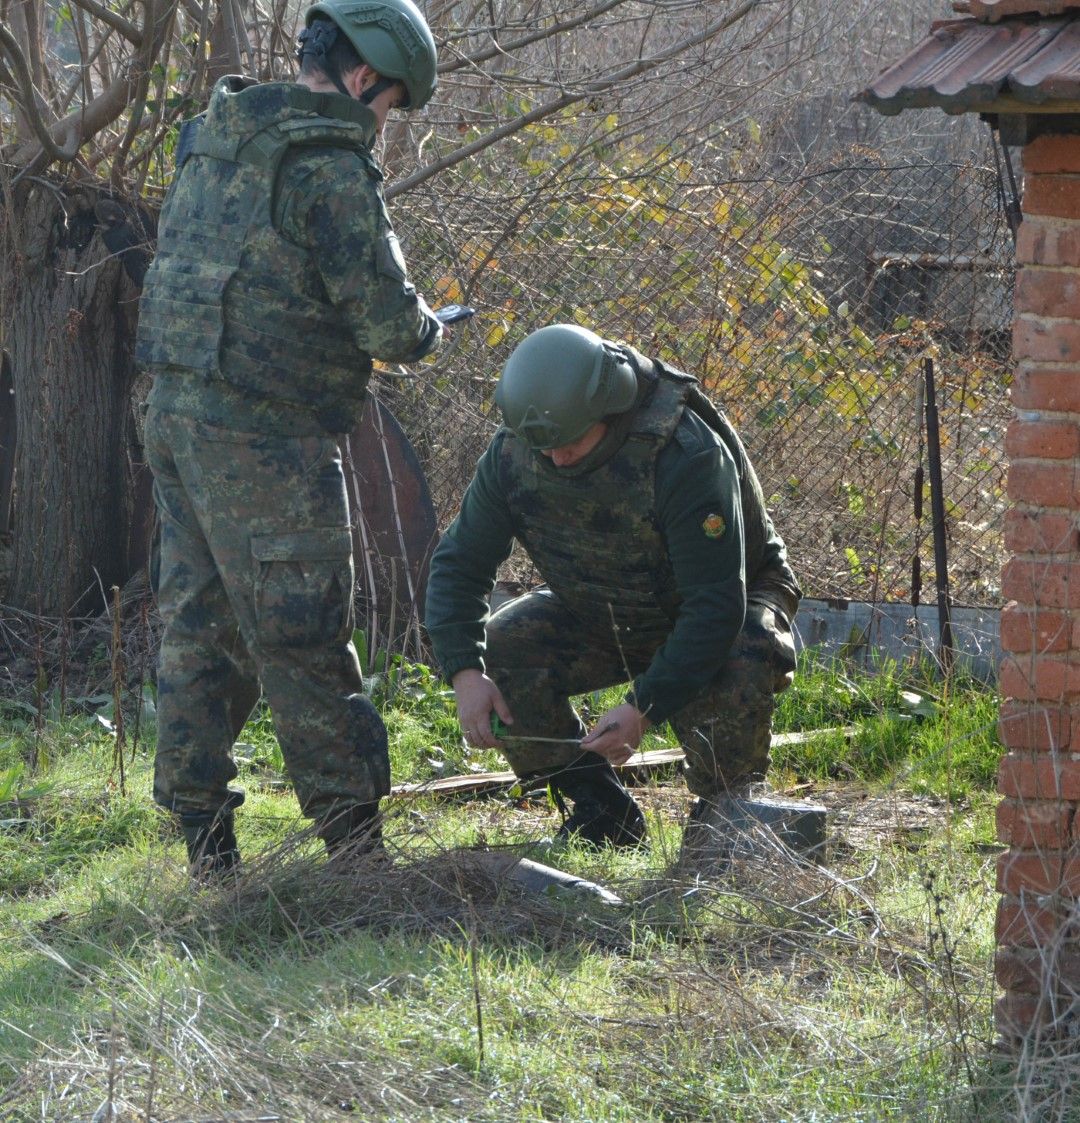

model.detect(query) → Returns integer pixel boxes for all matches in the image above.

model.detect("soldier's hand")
[451,668,512,748]
[581,703,650,766]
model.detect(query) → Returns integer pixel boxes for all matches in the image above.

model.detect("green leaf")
[899,690,939,719]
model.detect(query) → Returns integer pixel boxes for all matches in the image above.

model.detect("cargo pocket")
[251,527,354,649]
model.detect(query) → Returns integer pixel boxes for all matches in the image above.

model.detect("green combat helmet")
[495,324,638,449]
[303,0,438,109]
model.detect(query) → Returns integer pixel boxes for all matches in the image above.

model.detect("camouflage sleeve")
[279,152,442,364]
[424,436,518,680]
[628,420,748,725]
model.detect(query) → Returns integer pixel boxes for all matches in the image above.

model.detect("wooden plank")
[389,726,857,802]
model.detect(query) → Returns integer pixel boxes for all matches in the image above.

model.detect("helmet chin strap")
[359,75,399,105]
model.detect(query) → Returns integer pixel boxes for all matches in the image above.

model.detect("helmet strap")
[360,75,399,106]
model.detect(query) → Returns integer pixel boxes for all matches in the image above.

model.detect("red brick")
[997,798,1075,848]
[1002,558,1080,608]
[1017,218,1080,268]
[1007,460,1080,507]
[995,992,1066,1041]
[1011,363,1080,410]
[996,946,1054,991]
[996,943,1080,991]
[997,847,1065,895]
[999,754,1080,800]
[1024,135,1080,175]
[999,700,1073,751]
[1005,418,1080,460]
[1015,268,1080,319]
[1014,317,1080,364]
[1004,510,1080,554]
[1064,853,1080,891]
[1000,605,1070,654]
[996,896,1076,945]
[998,655,1080,700]
[1024,174,1080,221]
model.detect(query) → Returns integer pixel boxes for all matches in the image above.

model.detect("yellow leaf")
[849,326,876,356]
[485,321,508,348]
[435,276,462,302]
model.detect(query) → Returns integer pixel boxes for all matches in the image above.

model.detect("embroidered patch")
[702,513,726,539]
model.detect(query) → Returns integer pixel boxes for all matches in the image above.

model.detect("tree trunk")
[4,182,142,616]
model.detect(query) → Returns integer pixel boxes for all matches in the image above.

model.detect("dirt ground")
[444,777,984,862]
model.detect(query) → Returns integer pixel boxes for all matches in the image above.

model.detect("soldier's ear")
[344,64,377,100]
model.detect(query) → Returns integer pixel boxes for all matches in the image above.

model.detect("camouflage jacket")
[137,77,441,435]
[425,361,801,723]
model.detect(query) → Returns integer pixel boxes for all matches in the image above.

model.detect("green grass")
[770,653,1002,799]
[0,652,1049,1122]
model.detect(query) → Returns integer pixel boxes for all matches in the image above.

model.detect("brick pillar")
[997,132,1080,1044]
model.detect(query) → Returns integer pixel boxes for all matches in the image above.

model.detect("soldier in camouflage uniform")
[137,0,442,876]
[424,324,801,852]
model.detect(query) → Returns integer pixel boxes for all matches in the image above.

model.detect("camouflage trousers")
[485,589,796,797]
[144,405,389,821]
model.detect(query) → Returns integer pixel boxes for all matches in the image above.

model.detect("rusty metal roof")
[859,14,1080,114]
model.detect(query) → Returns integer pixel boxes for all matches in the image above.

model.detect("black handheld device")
[435,304,477,325]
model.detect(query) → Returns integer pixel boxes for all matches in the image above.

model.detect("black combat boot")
[316,802,385,861]
[548,755,647,849]
[180,810,240,880]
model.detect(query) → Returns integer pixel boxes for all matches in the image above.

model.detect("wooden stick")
[390,727,857,801]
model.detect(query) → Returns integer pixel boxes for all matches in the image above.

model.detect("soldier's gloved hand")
[451,668,513,749]
[581,702,650,766]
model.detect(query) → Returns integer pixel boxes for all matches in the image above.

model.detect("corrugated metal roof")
[859,15,1080,114]
[955,1,1080,21]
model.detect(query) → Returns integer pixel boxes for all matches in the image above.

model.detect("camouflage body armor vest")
[499,366,788,649]
[136,78,381,427]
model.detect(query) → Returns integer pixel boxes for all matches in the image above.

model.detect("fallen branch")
[390,726,857,802]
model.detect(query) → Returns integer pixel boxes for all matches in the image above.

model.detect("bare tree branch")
[0,23,80,162]
[112,0,166,188]
[13,0,47,100]
[69,0,143,47]
[438,0,630,75]
[388,0,765,200]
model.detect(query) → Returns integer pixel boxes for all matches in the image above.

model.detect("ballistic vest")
[136,79,381,427]
[498,365,791,647]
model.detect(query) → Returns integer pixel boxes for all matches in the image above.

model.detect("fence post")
[923,356,954,676]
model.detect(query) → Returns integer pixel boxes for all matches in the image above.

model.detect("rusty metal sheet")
[858,16,1080,114]
[343,394,439,649]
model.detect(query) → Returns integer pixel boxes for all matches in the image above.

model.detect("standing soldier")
[424,324,801,860]
[137,0,441,876]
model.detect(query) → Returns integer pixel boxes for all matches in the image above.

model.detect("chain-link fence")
[381,135,1014,612]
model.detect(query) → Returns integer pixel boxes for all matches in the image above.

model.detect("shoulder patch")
[702,513,726,539]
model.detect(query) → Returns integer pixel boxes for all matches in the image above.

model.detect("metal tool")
[489,715,618,744]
